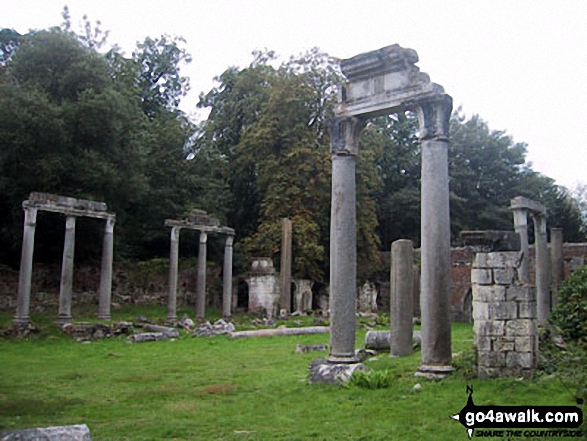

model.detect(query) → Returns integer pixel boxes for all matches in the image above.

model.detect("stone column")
[167,226,180,322]
[533,214,550,324]
[196,231,208,320]
[14,206,38,324]
[327,116,364,364]
[98,216,115,320]
[550,227,563,309]
[57,216,76,324]
[279,218,293,313]
[222,235,234,318]
[390,239,414,357]
[511,208,530,283]
[416,97,454,377]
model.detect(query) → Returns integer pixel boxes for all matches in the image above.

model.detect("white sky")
[4,0,587,188]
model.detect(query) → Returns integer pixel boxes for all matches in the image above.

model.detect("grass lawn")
[0,306,583,440]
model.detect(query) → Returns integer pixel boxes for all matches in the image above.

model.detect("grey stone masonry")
[164,210,235,321]
[279,218,293,313]
[322,44,453,382]
[472,250,537,379]
[14,193,116,325]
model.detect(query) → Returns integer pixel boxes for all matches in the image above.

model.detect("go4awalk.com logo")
[451,386,584,438]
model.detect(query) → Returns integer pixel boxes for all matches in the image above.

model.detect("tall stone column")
[416,97,454,377]
[98,216,115,320]
[550,227,564,309]
[512,208,530,283]
[166,226,180,322]
[279,218,293,313]
[222,235,234,318]
[14,206,38,324]
[390,239,414,357]
[327,116,364,364]
[196,231,208,320]
[57,216,76,324]
[533,214,550,324]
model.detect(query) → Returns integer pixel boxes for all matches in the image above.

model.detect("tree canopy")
[0,17,584,280]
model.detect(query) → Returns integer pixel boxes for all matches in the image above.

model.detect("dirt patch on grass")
[203,384,237,395]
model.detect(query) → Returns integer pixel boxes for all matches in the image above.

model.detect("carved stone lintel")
[416,95,453,142]
[328,116,366,156]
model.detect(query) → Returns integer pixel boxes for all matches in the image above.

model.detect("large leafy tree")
[0,27,196,265]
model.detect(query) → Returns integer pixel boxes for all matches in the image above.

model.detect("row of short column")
[166,228,234,322]
[14,208,115,325]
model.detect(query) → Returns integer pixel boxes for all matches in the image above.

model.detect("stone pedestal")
[14,207,37,324]
[248,258,280,315]
[98,216,115,320]
[57,216,76,324]
[293,279,313,313]
[196,231,208,319]
[309,358,367,385]
[472,251,537,379]
[222,235,234,318]
[390,239,414,357]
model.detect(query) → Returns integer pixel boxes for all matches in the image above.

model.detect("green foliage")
[347,369,394,389]
[550,267,587,343]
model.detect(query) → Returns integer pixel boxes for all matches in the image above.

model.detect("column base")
[97,314,111,321]
[415,364,455,380]
[13,316,30,325]
[309,358,367,385]
[165,317,178,326]
[327,354,360,364]
[55,315,72,326]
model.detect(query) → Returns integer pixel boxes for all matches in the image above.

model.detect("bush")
[550,266,587,344]
[348,369,394,389]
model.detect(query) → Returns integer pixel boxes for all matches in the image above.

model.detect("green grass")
[0,308,582,440]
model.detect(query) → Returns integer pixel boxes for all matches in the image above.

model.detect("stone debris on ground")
[308,358,368,385]
[127,331,177,343]
[295,344,328,353]
[177,314,195,330]
[0,424,91,440]
[193,319,235,337]
[61,322,133,342]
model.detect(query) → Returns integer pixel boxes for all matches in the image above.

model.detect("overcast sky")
[4,0,587,189]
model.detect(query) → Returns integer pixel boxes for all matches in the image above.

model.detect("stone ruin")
[313,43,454,382]
[165,209,234,322]
[13,192,116,325]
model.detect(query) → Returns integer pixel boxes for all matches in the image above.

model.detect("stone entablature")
[24,192,112,219]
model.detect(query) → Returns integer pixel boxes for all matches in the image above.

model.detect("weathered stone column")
[511,207,530,283]
[533,214,550,324]
[279,218,293,313]
[390,239,414,357]
[416,97,454,377]
[57,216,76,324]
[196,231,208,319]
[327,116,364,364]
[167,226,180,322]
[222,235,234,318]
[550,227,563,309]
[98,216,115,320]
[14,206,38,324]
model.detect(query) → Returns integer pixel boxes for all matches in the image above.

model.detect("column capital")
[65,215,77,229]
[328,116,366,156]
[225,235,234,247]
[416,95,452,142]
[200,231,208,244]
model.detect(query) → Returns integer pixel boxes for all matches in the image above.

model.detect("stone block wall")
[472,251,538,379]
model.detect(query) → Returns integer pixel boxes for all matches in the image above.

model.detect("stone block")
[489,302,518,320]
[505,285,535,302]
[471,268,492,285]
[0,424,92,440]
[474,336,492,352]
[506,352,534,369]
[472,285,506,303]
[472,301,490,321]
[518,302,536,319]
[477,366,501,379]
[474,320,505,336]
[514,336,536,352]
[473,252,518,269]
[478,351,506,367]
[506,319,535,337]
[493,268,517,285]
[492,337,515,352]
